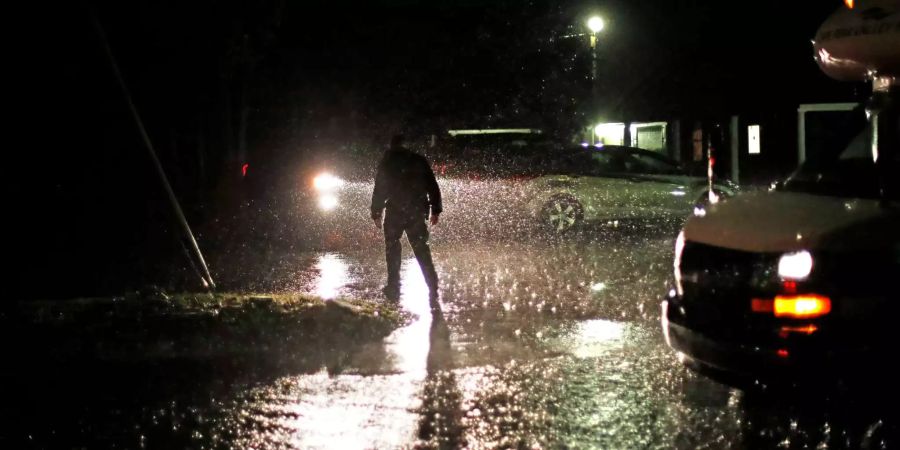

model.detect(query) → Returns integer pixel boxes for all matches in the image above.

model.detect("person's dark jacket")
[371,148,442,219]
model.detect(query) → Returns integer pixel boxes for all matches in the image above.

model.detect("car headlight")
[312,172,344,212]
[777,250,813,280]
[313,172,344,191]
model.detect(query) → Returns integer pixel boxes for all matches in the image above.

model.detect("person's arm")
[423,157,442,224]
[371,159,388,225]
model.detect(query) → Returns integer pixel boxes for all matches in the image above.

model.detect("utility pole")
[91,10,216,290]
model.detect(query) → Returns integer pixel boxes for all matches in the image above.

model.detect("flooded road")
[8,225,896,449]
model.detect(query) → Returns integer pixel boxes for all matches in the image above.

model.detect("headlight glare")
[318,194,339,211]
[313,172,344,191]
[778,250,813,280]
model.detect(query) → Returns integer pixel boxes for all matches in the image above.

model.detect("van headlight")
[777,250,813,281]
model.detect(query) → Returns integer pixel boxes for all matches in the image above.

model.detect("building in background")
[591,122,668,152]
[585,101,863,187]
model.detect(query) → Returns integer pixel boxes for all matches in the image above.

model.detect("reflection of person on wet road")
[417,306,465,447]
[371,134,442,300]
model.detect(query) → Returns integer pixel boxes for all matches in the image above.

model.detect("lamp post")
[587,16,604,85]
[587,16,604,144]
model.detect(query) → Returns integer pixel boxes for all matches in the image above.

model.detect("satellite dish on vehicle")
[813,0,900,82]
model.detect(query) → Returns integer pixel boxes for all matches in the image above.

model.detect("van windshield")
[783,112,899,201]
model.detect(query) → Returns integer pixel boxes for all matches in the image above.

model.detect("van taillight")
[752,294,831,319]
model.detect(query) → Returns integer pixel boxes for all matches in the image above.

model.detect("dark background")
[12,0,863,299]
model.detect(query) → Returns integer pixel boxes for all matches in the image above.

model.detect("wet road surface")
[8,224,897,449]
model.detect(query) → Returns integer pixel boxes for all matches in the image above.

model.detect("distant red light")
[776,349,789,358]
[242,163,249,177]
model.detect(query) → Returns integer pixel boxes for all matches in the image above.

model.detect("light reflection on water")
[269,253,642,448]
[570,319,626,358]
[244,257,437,448]
[234,245,725,448]
[383,258,434,374]
[257,372,427,449]
[312,253,349,299]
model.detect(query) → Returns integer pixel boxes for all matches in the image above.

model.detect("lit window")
[748,125,761,154]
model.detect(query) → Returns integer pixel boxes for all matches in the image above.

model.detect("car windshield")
[438,138,564,177]
[541,147,685,176]
[620,150,684,175]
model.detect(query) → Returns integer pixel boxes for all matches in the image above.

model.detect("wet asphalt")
[7,220,897,449]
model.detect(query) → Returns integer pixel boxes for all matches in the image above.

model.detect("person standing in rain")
[371,134,442,301]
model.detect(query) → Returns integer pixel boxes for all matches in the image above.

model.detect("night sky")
[14,0,863,298]
[38,0,860,147]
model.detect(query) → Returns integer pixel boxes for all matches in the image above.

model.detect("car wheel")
[541,194,583,233]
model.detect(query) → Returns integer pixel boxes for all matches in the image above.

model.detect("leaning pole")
[90,11,216,290]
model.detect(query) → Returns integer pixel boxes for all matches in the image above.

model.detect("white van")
[662,0,899,383]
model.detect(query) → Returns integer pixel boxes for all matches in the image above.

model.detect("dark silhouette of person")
[371,134,442,300]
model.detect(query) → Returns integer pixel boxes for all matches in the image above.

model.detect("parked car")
[521,145,737,232]
[297,142,736,239]
[662,114,899,384]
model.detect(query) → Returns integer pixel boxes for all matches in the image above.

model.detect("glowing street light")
[586,15,604,51]
[586,15,605,144]
[587,16,605,34]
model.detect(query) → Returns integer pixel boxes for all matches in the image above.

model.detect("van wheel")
[541,195,583,233]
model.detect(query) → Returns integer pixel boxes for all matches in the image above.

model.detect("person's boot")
[382,283,400,301]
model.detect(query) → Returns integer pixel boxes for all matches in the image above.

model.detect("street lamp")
[587,16,605,35]
[586,15,604,143]
[586,15,604,76]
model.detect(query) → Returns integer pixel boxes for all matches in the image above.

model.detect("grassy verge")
[7,292,406,364]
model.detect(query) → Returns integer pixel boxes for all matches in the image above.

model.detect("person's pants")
[384,213,438,293]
